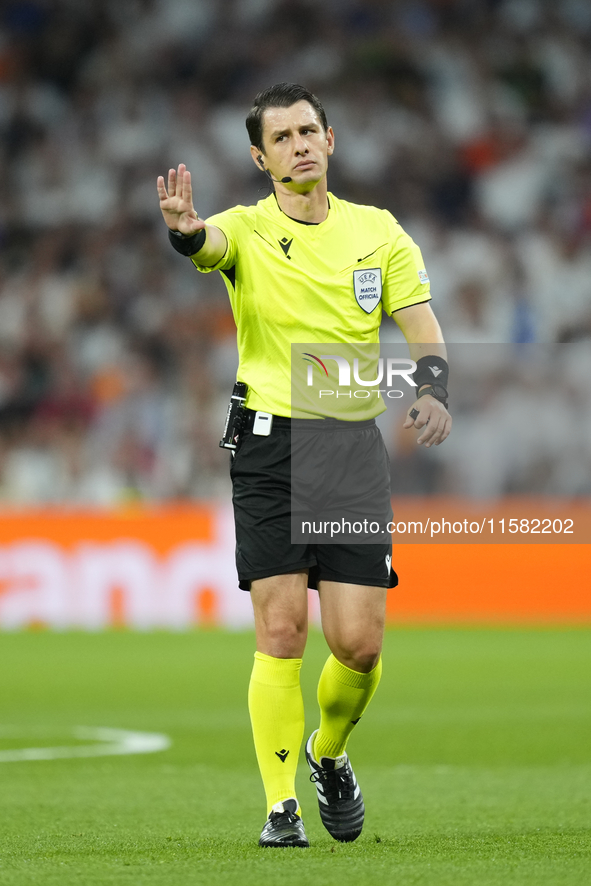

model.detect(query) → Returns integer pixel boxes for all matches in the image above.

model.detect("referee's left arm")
[393,302,452,448]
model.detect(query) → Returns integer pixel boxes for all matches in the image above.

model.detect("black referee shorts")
[230,413,398,592]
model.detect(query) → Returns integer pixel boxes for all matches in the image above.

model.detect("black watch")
[417,384,448,409]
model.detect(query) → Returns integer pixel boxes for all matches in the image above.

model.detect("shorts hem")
[238,559,316,591]
[239,565,398,592]
[314,571,396,590]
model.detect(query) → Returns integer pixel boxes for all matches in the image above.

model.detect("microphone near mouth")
[257,156,292,184]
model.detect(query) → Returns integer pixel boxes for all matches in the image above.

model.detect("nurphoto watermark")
[290,342,591,544]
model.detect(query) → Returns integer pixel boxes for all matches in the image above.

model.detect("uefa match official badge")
[353,268,382,313]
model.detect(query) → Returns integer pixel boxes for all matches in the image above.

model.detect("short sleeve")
[190,206,250,274]
[381,211,431,314]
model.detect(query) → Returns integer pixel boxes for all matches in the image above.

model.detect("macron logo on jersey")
[278,237,293,259]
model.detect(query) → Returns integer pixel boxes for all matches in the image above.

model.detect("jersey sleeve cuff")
[190,222,233,273]
[388,290,432,315]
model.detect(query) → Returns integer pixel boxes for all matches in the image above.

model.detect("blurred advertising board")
[0,501,589,629]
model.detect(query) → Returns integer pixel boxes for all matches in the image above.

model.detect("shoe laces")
[269,808,299,826]
[310,761,355,802]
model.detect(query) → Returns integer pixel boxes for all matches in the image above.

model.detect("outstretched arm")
[157,163,227,266]
[392,301,452,447]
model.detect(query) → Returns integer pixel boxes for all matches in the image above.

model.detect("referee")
[157,83,451,847]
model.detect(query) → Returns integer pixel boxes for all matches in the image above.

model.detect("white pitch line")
[0,727,171,763]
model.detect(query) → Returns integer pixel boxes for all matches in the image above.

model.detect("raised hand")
[156,163,205,235]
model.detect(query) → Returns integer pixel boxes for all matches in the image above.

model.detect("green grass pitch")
[0,628,589,886]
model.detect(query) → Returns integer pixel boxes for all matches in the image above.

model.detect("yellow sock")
[248,651,305,814]
[313,654,382,760]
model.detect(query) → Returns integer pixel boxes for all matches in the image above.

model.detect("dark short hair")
[246,82,328,151]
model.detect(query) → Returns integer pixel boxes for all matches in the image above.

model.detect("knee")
[333,639,382,673]
[257,614,307,659]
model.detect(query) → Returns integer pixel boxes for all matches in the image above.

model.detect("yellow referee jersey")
[192,193,430,417]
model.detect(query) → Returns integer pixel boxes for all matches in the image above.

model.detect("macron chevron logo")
[278,237,293,259]
[429,366,443,377]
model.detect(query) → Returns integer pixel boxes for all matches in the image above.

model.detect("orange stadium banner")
[0,500,589,629]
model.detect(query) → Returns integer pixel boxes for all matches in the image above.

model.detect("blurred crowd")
[1,0,591,504]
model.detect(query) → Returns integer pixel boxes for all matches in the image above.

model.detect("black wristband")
[168,227,206,256]
[413,355,449,390]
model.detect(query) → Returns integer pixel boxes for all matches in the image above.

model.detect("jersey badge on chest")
[353,268,382,314]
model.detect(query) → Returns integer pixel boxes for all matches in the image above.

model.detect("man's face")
[251,100,334,190]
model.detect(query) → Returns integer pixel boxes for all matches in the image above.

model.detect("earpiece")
[256,154,292,184]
